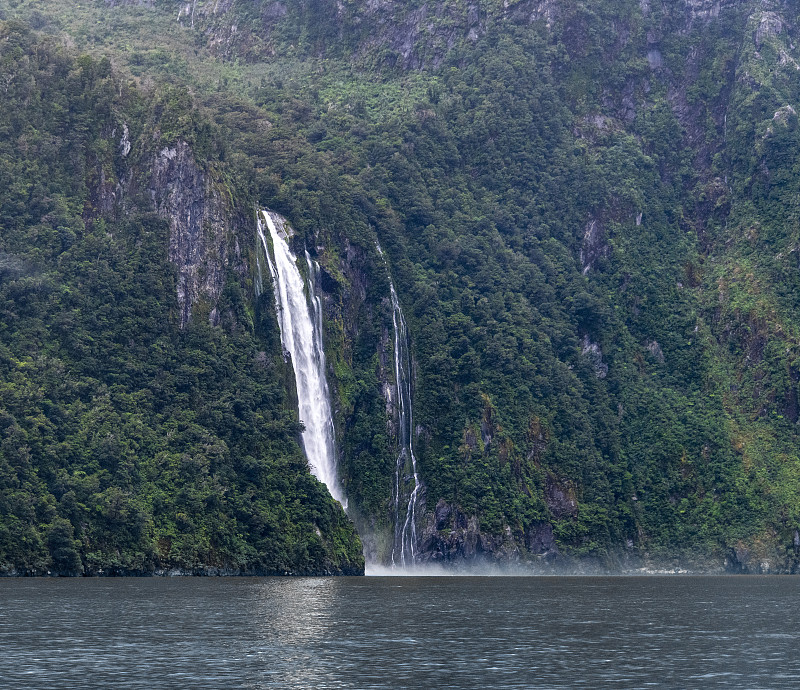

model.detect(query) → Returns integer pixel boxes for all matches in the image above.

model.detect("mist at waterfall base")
[4,576,799,687]
[364,561,551,576]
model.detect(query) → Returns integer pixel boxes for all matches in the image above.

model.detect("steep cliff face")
[168,0,487,66]
[103,0,758,70]
[83,92,248,329]
[273,0,800,572]
[304,235,398,562]
[420,499,522,565]
[147,140,246,327]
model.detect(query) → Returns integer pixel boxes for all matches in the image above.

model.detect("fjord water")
[2,576,799,688]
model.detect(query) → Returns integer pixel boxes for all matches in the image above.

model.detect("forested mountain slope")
[2,0,800,573]
[0,22,362,575]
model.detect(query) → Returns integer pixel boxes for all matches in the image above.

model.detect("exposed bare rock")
[646,339,665,363]
[354,1,487,69]
[104,0,154,6]
[580,218,609,274]
[685,0,726,21]
[504,0,560,29]
[149,140,242,327]
[527,522,558,557]
[755,10,784,46]
[434,499,451,530]
[119,123,131,158]
[582,335,608,378]
[545,476,578,518]
[773,104,797,123]
[647,48,664,68]
[418,500,520,565]
[176,0,236,24]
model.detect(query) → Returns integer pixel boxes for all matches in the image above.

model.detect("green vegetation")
[2,0,800,571]
[0,21,362,575]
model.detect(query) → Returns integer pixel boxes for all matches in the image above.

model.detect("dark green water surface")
[1,575,798,687]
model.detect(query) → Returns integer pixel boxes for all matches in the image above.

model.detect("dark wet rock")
[527,522,558,558]
[418,501,521,566]
[725,546,750,573]
[545,476,578,519]
[435,499,451,530]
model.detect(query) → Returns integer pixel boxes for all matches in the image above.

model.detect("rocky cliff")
[148,140,246,327]
[88,107,249,328]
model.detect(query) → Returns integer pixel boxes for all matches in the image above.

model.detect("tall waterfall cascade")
[378,244,422,566]
[256,210,345,506]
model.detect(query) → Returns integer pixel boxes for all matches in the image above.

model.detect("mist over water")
[364,561,697,577]
[365,562,549,577]
[3,576,798,688]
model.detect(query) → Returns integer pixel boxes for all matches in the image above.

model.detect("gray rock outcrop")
[148,140,243,326]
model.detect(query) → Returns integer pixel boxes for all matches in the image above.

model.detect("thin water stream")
[257,218,422,560]
[389,282,421,566]
[377,242,422,566]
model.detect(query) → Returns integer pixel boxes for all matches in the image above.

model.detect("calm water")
[1,575,798,687]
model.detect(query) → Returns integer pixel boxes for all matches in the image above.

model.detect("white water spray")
[256,210,345,506]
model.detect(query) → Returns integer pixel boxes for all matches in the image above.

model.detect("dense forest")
[2,0,800,574]
[0,20,362,575]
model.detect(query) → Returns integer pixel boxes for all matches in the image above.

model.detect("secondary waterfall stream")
[256,210,344,506]
[377,244,421,566]
[389,282,421,566]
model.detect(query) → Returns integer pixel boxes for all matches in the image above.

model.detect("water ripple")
[1,576,799,687]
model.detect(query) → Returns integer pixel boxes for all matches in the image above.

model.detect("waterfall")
[256,210,345,506]
[390,283,422,566]
[377,244,421,566]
